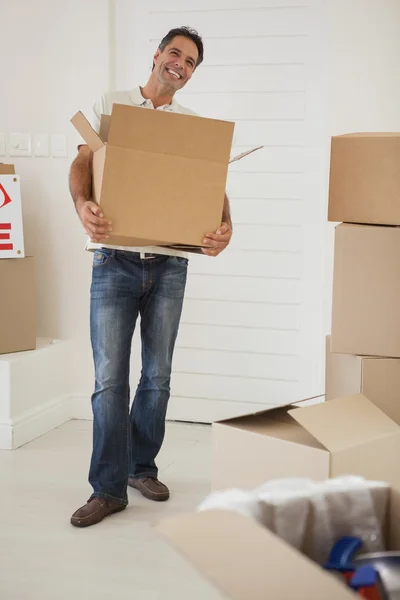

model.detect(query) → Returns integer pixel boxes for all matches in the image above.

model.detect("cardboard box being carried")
[0,164,25,259]
[328,132,400,225]
[156,395,400,600]
[71,104,261,252]
[331,223,400,358]
[0,257,36,354]
[325,335,400,425]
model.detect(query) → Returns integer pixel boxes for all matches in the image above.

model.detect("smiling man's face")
[153,35,199,91]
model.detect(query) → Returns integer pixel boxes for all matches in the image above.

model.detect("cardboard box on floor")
[328,132,400,225]
[156,394,400,600]
[331,223,400,357]
[0,164,25,258]
[0,257,36,354]
[210,394,400,494]
[325,335,400,425]
[71,104,262,252]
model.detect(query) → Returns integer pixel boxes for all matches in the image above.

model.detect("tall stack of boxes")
[0,164,36,354]
[152,133,400,598]
[326,133,400,423]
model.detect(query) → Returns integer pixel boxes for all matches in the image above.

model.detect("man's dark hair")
[154,26,204,69]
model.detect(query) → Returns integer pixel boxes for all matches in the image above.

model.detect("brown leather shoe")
[128,476,170,502]
[70,497,126,528]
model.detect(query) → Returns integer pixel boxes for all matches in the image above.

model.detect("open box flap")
[70,111,104,153]
[215,395,324,426]
[107,103,234,163]
[156,510,355,600]
[100,114,111,143]
[229,145,263,163]
[334,132,400,138]
[288,393,399,453]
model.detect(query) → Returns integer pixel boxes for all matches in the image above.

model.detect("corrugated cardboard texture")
[72,105,235,249]
[328,133,400,225]
[289,394,399,453]
[156,511,356,600]
[331,223,400,357]
[92,146,107,206]
[326,335,400,425]
[212,418,329,492]
[325,335,362,401]
[331,433,400,548]
[0,164,15,175]
[99,115,111,143]
[108,104,234,163]
[363,359,400,425]
[212,395,400,495]
[98,144,229,247]
[0,257,36,354]
[71,112,104,153]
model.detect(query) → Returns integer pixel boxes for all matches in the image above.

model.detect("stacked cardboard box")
[0,163,36,354]
[152,134,400,599]
[326,133,400,409]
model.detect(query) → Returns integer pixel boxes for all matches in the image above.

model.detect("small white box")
[0,174,25,258]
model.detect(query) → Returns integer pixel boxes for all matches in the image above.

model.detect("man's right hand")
[76,198,112,243]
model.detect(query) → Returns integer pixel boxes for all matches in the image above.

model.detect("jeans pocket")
[173,256,189,267]
[93,249,112,268]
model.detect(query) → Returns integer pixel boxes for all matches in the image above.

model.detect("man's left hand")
[201,222,232,257]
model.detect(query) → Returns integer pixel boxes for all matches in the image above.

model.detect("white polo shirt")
[83,87,198,258]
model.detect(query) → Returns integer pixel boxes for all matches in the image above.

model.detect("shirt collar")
[129,86,179,111]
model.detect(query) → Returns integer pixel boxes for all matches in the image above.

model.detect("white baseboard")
[12,394,72,449]
[0,394,72,450]
[0,392,316,450]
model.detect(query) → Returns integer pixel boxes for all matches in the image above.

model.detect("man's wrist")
[75,195,89,208]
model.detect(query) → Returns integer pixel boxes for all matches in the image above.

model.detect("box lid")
[70,111,105,152]
[333,132,400,138]
[99,114,111,143]
[215,395,324,426]
[288,394,399,453]
[156,511,354,600]
[107,103,234,164]
[101,110,262,164]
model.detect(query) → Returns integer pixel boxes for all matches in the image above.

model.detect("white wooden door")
[115,0,328,422]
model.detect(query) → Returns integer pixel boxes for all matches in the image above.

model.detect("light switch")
[0,133,5,157]
[9,133,32,157]
[33,134,50,157]
[51,134,68,158]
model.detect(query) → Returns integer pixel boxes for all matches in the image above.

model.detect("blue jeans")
[88,249,188,505]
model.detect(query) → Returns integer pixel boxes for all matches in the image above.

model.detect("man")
[68,26,232,527]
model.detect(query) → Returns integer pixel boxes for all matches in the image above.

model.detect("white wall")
[0,1,111,403]
[2,0,400,428]
[114,0,331,421]
[323,0,400,335]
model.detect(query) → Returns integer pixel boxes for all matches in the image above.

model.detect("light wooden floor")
[0,420,225,599]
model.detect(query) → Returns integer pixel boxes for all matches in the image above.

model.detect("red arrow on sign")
[0,183,12,209]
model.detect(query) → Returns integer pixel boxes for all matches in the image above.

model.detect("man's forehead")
[164,36,198,59]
